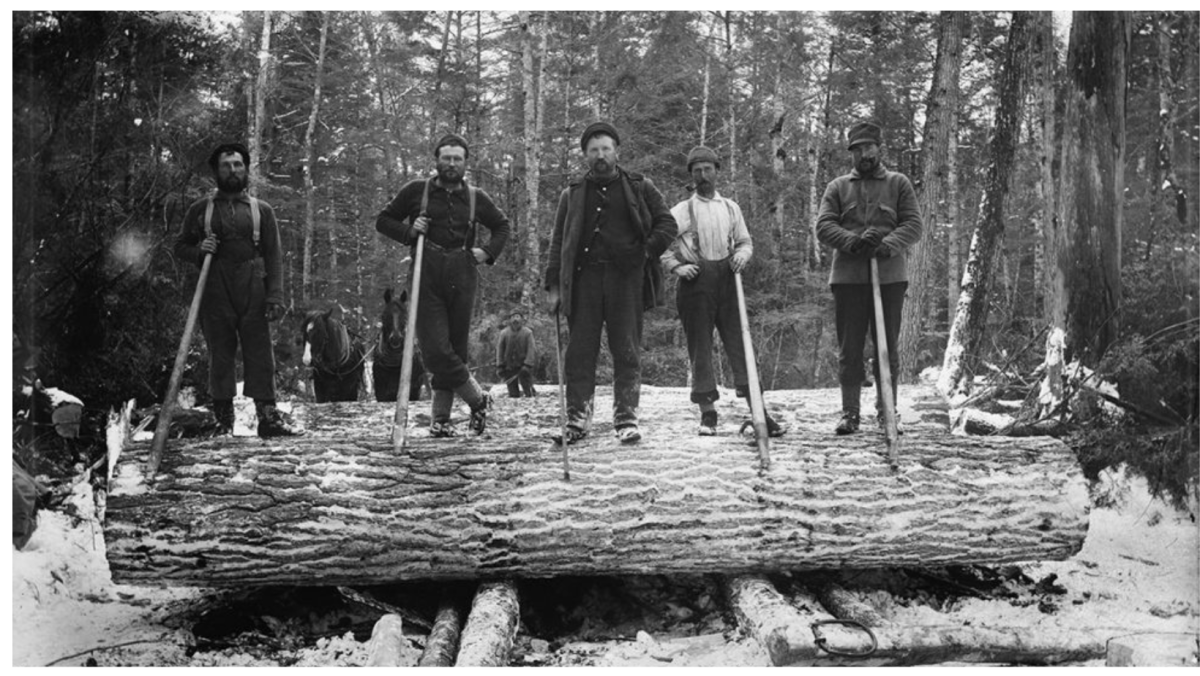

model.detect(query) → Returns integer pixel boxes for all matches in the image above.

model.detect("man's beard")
[695,180,715,198]
[437,166,462,184]
[856,157,879,174]
[217,174,246,193]
[590,158,614,177]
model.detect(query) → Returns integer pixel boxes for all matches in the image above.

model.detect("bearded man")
[376,133,511,437]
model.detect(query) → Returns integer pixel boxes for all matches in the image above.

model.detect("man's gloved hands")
[266,302,286,322]
[843,234,869,255]
[861,227,884,248]
[673,263,700,280]
[871,241,896,259]
[730,249,752,274]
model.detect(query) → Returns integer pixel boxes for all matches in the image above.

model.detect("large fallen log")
[104,387,1089,586]
[454,581,519,667]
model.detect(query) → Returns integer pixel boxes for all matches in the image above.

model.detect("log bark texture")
[454,581,519,667]
[418,600,463,667]
[364,614,412,666]
[104,387,1088,586]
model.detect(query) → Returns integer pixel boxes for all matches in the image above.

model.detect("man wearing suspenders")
[376,134,511,437]
[174,142,301,438]
[662,146,784,438]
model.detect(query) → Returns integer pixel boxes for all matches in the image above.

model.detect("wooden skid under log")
[104,389,1088,586]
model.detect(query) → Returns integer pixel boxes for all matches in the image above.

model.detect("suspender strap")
[420,177,477,251]
[204,194,261,247]
[685,196,738,260]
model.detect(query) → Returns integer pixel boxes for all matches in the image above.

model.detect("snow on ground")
[9,463,1198,666]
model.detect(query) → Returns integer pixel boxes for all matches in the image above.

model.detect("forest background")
[9,10,1199,500]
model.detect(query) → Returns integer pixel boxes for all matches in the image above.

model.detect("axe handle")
[554,311,570,481]
[148,253,213,477]
[392,234,426,451]
[870,257,900,463]
[734,272,770,470]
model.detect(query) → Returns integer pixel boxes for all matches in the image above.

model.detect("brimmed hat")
[580,122,620,151]
[686,146,721,172]
[433,133,469,158]
[846,121,882,150]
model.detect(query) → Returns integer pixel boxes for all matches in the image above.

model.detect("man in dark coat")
[495,311,536,398]
[544,122,678,444]
[815,121,923,434]
[174,142,302,437]
[376,133,511,437]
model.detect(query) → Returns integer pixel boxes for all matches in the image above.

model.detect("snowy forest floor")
[10,386,1200,667]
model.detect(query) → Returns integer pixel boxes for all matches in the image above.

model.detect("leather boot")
[256,402,303,438]
[212,399,234,436]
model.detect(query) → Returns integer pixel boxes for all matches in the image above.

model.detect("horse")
[301,307,366,403]
[372,287,425,403]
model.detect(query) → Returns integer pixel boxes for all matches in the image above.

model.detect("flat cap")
[846,121,882,150]
[580,122,620,151]
[686,146,721,172]
[433,133,469,158]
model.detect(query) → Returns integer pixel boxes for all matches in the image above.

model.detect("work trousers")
[565,261,644,429]
[199,257,276,401]
[832,281,907,412]
[676,258,749,405]
[502,368,536,398]
[415,247,479,392]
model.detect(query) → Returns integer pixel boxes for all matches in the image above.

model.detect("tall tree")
[301,12,331,302]
[519,10,547,305]
[938,12,1036,403]
[899,10,964,381]
[249,11,273,197]
[1146,12,1187,259]
[1056,11,1130,365]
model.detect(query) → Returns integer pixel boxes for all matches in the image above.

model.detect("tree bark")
[365,614,414,666]
[1057,11,1129,366]
[301,11,330,303]
[418,600,463,667]
[938,12,1036,405]
[900,11,964,382]
[454,581,519,667]
[519,11,545,307]
[105,388,1088,587]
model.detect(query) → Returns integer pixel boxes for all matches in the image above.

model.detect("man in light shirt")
[661,146,784,438]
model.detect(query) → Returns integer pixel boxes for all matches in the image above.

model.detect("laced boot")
[835,410,861,435]
[256,402,304,438]
[212,399,235,436]
[468,393,491,435]
[698,410,718,436]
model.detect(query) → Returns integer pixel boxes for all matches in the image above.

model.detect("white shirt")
[662,192,753,271]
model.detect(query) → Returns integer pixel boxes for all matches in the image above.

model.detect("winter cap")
[433,133,469,159]
[846,121,883,150]
[686,146,721,172]
[580,122,620,151]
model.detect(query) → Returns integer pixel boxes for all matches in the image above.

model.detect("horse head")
[381,288,409,352]
[302,307,351,372]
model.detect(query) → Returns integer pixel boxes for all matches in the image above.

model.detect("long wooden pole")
[148,253,213,477]
[870,257,900,467]
[392,234,425,451]
[734,272,770,470]
[554,311,570,481]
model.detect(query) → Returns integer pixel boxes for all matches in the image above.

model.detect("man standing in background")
[495,311,537,398]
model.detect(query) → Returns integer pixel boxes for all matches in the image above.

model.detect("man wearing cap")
[815,121,922,435]
[495,310,537,398]
[662,146,785,438]
[544,122,678,444]
[174,142,302,438]
[376,133,511,437]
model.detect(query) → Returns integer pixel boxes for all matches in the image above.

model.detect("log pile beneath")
[104,386,1089,587]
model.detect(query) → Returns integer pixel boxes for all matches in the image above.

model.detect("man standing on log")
[174,142,302,438]
[495,311,537,398]
[816,121,922,434]
[662,146,785,438]
[376,134,511,437]
[544,122,678,444]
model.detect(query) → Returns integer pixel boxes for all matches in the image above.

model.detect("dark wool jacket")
[174,192,285,306]
[815,164,922,285]
[544,168,678,319]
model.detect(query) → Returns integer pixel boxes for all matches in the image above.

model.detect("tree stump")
[104,387,1089,586]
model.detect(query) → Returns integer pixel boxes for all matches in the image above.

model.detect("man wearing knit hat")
[544,122,678,444]
[376,133,511,437]
[815,121,922,435]
[662,146,785,437]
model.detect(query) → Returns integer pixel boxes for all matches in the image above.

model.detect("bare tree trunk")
[590,13,603,119]
[1037,13,1066,417]
[1147,12,1187,260]
[700,45,711,144]
[1057,11,1129,365]
[770,45,787,264]
[900,11,964,382]
[249,11,273,196]
[938,12,1035,404]
[519,11,546,307]
[429,11,454,139]
[301,12,330,303]
[359,13,396,187]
